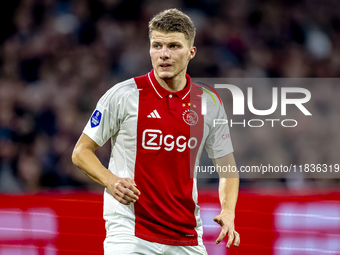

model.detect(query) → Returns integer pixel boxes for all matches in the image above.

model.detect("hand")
[214,213,240,248]
[107,177,141,205]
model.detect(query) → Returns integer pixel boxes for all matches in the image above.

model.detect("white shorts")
[104,234,208,255]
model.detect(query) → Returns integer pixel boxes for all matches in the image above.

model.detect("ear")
[188,46,197,60]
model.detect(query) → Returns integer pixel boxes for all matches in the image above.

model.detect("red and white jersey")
[83,70,233,246]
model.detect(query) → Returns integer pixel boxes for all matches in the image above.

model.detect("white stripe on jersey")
[147,73,163,98]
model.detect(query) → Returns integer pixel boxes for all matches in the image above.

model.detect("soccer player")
[72,8,240,255]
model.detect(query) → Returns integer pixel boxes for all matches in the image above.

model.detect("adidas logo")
[147,109,161,119]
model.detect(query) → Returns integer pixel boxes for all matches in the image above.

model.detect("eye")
[153,43,161,49]
[169,44,180,49]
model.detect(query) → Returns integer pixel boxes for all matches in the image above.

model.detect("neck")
[153,69,187,92]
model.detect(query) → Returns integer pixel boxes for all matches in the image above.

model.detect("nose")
[160,46,170,60]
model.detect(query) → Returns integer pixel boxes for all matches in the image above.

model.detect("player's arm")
[72,133,140,205]
[212,152,240,248]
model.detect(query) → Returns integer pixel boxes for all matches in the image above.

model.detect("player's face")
[150,31,196,81]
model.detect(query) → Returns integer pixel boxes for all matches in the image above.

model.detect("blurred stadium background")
[0,0,339,254]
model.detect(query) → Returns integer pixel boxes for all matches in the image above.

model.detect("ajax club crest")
[182,109,198,125]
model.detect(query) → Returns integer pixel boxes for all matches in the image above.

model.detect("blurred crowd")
[0,0,340,193]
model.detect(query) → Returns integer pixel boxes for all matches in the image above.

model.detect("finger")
[123,181,141,196]
[119,189,136,203]
[233,231,240,247]
[117,185,138,201]
[226,231,235,249]
[125,178,136,186]
[122,194,136,203]
[215,229,226,244]
[113,189,131,205]
[116,181,139,198]
[129,185,141,196]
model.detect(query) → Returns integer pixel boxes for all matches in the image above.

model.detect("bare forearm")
[213,153,240,216]
[219,178,239,217]
[72,135,116,187]
[213,153,240,247]
[72,134,140,205]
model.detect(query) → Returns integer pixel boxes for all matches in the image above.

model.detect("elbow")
[72,146,80,167]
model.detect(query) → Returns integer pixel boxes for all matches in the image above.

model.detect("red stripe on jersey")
[133,73,203,246]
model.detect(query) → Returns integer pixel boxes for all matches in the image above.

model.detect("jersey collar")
[147,70,192,101]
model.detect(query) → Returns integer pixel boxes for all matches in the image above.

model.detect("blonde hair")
[148,9,196,46]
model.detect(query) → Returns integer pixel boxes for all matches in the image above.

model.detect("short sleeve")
[204,100,234,159]
[83,88,122,147]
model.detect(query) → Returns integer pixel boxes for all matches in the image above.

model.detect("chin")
[157,70,175,79]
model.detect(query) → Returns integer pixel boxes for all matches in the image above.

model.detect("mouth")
[159,64,172,68]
